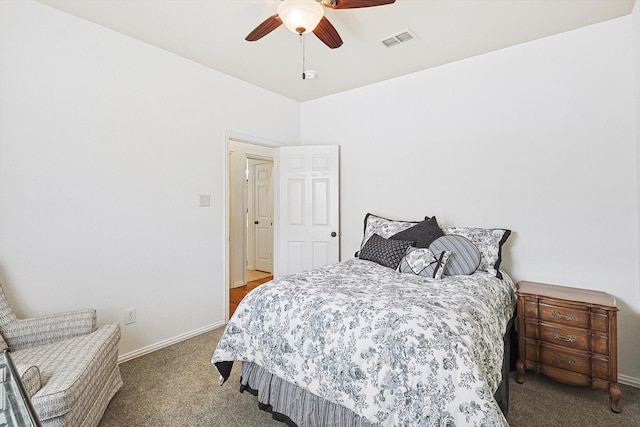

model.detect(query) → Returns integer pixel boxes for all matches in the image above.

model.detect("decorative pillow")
[442,227,511,278]
[390,216,444,248]
[398,247,452,279]
[359,213,428,252]
[430,235,481,276]
[359,233,414,270]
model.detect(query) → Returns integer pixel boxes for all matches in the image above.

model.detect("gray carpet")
[98,328,639,426]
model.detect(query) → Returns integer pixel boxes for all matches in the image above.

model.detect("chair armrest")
[3,309,97,351]
[16,364,42,398]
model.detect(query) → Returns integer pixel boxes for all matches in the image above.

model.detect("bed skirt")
[240,361,376,427]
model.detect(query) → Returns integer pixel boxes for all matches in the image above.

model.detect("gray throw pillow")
[390,216,444,248]
[359,233,414,270]
[359,213,427,251]
[430,235,481,276]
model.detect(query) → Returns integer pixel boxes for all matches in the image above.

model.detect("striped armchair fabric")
[0,285,122,427]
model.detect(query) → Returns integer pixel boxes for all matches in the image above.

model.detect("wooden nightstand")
[515,281,621,413]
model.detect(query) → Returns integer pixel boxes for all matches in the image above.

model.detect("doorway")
[228,139,275,298]
[224,135,340,321]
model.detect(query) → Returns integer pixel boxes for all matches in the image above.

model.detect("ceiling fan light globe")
[278,0,324,35]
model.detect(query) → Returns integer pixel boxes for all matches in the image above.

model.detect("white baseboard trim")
[117,321,226,364]
[231,280,245,288]
[619,374,640,388]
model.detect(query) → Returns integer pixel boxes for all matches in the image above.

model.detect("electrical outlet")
[124,308,136,325]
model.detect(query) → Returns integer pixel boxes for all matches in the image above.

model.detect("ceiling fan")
[246,0,396,49]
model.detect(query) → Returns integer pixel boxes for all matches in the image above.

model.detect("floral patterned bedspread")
[212,259,516,426]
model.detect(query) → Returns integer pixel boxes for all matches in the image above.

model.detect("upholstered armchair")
[0,284,122,426]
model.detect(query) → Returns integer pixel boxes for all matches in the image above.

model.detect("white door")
[276,145,339,277]
[254,161,273,273]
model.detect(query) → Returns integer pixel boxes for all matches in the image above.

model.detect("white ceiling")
[37,0,635,102]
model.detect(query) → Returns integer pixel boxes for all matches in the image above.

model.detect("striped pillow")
[442,227,511,278]
[430,235,480,276]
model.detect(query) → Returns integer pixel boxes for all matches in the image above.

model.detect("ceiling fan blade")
[313,16,343,49]
[325,0,395,9]
[245,14,282,41]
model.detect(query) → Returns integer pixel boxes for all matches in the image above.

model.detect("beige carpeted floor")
[98,327,639,427]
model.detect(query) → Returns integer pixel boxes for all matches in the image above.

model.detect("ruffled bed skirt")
[240,361,378,427]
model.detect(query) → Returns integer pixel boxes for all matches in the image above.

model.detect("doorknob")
[254,221,259,225]
[331,232,337,237]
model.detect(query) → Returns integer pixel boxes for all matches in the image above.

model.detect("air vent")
[380,29,417,48]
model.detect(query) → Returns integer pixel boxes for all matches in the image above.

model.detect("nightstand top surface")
[517,281,618,309]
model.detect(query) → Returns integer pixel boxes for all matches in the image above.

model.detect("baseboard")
[619,374,640,388]
[117,321,226,364]
[231,280,245,288]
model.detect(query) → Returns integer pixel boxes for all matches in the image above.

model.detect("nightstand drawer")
[591,310,610,333]
[540,344,590,375]
[516,281,621,412]
[592,333,609,355]
[539,323,588,351]
[539,302,589,328]
[593,355,611,380]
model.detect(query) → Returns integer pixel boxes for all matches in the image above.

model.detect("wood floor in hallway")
[229,270,272,317]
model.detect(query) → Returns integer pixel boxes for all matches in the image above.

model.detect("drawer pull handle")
[552,332,577,342]
[551,310,577,321]
[551,353,576,365]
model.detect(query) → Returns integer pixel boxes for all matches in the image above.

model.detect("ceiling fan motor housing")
[278,0,325,35]
[246,0,395,49]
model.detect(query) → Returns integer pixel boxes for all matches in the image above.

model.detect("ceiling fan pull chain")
[301,34,306,80]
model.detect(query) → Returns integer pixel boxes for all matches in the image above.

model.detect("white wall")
[302,17,640,382]
[0,1,300,357]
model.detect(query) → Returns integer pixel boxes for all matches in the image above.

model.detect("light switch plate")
[199,194,211,207]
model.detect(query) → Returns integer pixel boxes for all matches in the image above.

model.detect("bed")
[212,214,514,427]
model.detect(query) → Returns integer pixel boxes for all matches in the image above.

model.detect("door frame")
[223,131,282,322]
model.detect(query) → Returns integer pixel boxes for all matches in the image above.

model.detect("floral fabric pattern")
[212,259,515,427]
[442,227,511,278]
[360,214,422,251]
